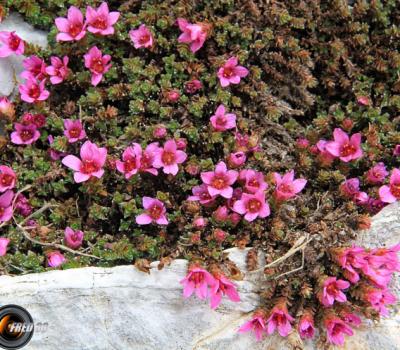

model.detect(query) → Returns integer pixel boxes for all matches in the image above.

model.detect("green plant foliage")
[0,1,399,339]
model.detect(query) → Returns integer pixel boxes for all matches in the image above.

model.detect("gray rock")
[0,13,48,96]
[0,202,399,349]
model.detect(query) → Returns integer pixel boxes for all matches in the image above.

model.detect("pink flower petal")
[62,155,82,171]
[74,172,90,183]
[136,213,152,225]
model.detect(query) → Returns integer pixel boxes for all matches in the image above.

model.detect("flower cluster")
[238,300,294,340]
[331,244,399,316]
[10,112,46,145]
[55,3,119,41]
[0,165,16,223]
[189,164,306,224]
[306,128,400,213]
[180,265,240,309]
[1,1,400,347]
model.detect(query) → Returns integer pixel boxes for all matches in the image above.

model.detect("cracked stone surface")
[0,13,48,97]
[0,202,399,350]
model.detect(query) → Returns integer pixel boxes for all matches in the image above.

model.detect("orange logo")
[0,305,34,349]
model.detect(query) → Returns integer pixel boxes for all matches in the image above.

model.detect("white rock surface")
[0,202,399,350]
[0,13,48,96]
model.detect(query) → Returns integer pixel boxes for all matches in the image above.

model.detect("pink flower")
[30,113,46,128]
[210,104,236,132]
[357,96,370,106]
[342,118,353,131]
[153,140,187,176]
[153,125,167,138]
[298,311,315,339]
[273,170,307,201]
[55,6,86,42]
[363,266,392,288]
[338,246,368,269]
[213,206,230,222]
[188,184,217,206]
[366,243,400,272]
[0,97,15,120]
[0,166,16,192]
[362,286,396,316]
[186,163,200,176]
[217,57,249,88]
[265,301,294,337]
[339,178,360,199]
[393,145,400,156]
[0,237,10,256]
[62,120,84,144]
[228,152,246,168]
[296,138,310,149]
[62,141,107,183]
[166,89,180,102]
[201,161,238,199]
[379,168,400,203]
[318,276,350,307]
[139,142,159,175]
[331,246,367,283]
[193,217,207,229]
[116,144,141,179]
[136,197,168,225]
[47,251,66,267]
[46,56,69,84]
[14,194,31,217]
[339,310,361,327]
[229,212,242,226]
[233,191,270,222]
[353,191,369,205]
[316,139,336,165]
[86,2,120,36]
[175,138,187,150]
[84,46,112,86]
[129,24,153,48]
[19,79,50,103]
[185,79,202,94]
[11,123,40,145]
[326,128,363,162]
[21,113,39,127]
[213,228,227,242]
[209,273,240,309]
[64,227,84,249]
[180,266,216,299]
[0,31,24,57]
[0,190,14,222]
[177,18,207,53]
[361,244,400,288]
[365,197,386,214]
[239,169,268,194]
[238,311,267,341]
[366,162,388,185]
[20,55,46,80]
[324,314,354,346]
[338,178,368,205]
